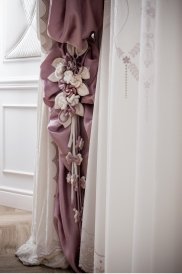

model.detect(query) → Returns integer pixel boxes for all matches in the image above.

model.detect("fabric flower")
[70,74,82,88]
[48,58,66,82]
[69,73,89,96]
[79,66,90,80]
[55,64,64,78]
[64,85,77,96]
[67,94,80,106]
[57,102,84,128]
[71,174,79,191]
[48,57,90,96]
[80,176,86,189]
[75,103,84,116]
[73,208,82,223]
[66,172,71,183]
[66,152,83,165]
[54,92,68,110]
[58,111,72,128]
[66,173,79,190]
[76,136,84,150]
[63,70,74,84]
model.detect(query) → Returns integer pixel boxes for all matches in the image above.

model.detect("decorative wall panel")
[0,0,40,210]
[3,105,37,175]
[5,0,41,59]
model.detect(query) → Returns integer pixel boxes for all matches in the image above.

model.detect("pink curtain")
[40,0,104,271]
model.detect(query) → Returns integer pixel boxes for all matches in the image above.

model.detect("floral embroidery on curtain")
[48,44,90,225]
[116,43,140,98]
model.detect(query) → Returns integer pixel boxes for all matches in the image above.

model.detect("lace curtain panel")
[80,0,182,272]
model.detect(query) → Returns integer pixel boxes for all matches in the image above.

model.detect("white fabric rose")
[75,103,84,116]
[48,57,90,97]
[55,63,65,78]
[70,72,90,96]
[63,70,74,84]
[79,67,90,80]
[48,58,65,82]
[54,92,68,110]
[70,74,82,88]
[67,94,80,106]
[58,111,72,128]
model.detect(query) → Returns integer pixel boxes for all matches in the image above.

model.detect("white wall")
[0,0,41,211]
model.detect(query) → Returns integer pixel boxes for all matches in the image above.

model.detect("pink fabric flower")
[66,152,83,166]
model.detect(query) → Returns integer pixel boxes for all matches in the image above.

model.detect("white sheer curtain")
[80,0,182,272]
[16,80,68,268]
[16,0,68,268]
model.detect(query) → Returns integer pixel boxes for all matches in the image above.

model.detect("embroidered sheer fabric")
[80,0,182,272]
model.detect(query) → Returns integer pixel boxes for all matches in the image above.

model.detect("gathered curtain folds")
[17,0,104,272]
[80,0,182,272]
[16,72,68,269]
[16,0,68,269]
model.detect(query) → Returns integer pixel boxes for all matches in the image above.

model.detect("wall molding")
[0,187,33,211]
[2,104,37,176]
[0,186,33,196]
[3,56,41,63]
[2,104,37,109]
[3,169,34,177]
[0,76,39,90]
[3,0,41,61]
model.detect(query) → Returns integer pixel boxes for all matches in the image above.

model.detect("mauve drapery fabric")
[47,0,104,50]
[40,0,104,271]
